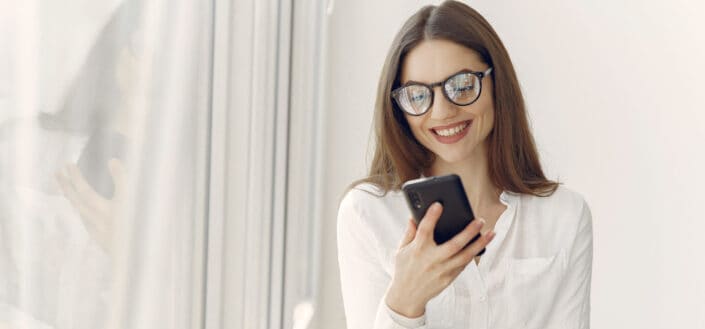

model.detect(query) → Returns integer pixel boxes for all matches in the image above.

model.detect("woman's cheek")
[406,117,426,143]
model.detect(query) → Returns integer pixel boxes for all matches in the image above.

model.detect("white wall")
[316,0,705,328]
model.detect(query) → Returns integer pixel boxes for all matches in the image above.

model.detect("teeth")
[434,122,468,137]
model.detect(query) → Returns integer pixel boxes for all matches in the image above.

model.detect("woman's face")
[400,39,495,165]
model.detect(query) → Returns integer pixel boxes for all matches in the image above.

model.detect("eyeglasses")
[391,67,493,116]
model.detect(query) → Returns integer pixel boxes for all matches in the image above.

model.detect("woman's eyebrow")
[401,79,424,86]
[401,69,476,86]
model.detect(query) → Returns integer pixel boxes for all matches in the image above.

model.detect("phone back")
[402,174,476,244]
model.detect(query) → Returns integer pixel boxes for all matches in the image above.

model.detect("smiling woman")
[336,1,592,329]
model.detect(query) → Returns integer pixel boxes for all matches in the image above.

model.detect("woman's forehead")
[400,39,485,84]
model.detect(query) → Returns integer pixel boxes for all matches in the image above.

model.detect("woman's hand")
[55,158,127,254]
[385,202,495,318]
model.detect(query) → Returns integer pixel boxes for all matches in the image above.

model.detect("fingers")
[56,169,105,233]
[416,202,442,243]
[445,230,496,270]
[65,164,109,207]
[108,158,127,198]
[438,218,485,257]
[397,219,417,249]
[55,164,110,215]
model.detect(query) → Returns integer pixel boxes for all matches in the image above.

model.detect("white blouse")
[336,182,593,329]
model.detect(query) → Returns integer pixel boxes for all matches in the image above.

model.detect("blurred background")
[1,0,704,328]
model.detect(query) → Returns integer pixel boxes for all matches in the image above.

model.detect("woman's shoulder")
[348,182,388,197]
[337,182,406,251]
[338,182,397,218]
[519,184,591,220]
[516,185,593,247]
[546,184,588,206]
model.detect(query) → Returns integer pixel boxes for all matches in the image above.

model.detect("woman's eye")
[454,85,474,93]
[410,93,427,102]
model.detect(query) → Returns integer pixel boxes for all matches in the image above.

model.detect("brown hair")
[353,0,558,197]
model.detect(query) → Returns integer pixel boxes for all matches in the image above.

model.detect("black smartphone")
[402,174,485,255]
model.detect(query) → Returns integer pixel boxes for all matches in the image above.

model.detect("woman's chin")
[429,142,483,166]
[433,151,471,165]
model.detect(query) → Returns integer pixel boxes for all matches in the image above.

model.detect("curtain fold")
[0,1,213,328]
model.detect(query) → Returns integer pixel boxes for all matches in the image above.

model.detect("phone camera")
[409,192,422,209]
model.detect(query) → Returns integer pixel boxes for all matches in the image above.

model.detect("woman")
[336,1,593,329]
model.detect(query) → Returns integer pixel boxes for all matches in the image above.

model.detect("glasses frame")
[391,67,493,116]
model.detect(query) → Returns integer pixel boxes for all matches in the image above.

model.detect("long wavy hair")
[353,0,559,197]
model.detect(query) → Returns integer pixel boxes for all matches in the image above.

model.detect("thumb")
[108,158,127,197]
[398,218,417,249]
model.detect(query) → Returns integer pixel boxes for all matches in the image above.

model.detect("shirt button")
[479,295,487,302]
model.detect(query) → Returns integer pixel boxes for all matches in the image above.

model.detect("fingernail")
[432,202,442,211]
[476,218,485,226]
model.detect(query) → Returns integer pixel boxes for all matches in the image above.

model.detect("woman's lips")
[429,120,472,144]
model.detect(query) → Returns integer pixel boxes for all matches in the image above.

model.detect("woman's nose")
[428,87,459,121]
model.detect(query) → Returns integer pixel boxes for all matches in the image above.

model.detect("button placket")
[467,262,489,329]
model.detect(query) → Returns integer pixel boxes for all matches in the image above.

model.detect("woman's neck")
[426,142,502,211]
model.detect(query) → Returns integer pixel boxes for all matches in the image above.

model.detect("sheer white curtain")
[0,0,212,328]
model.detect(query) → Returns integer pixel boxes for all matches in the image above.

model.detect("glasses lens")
[444,73,480,105]
[394,85,432,115]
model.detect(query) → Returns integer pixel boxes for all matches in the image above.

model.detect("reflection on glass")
[0,1,212,328]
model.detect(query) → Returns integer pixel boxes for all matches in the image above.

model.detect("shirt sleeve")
[336,190,427,329]
[557,199,594,329]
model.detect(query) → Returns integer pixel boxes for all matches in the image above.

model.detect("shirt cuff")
[384,302,426,328]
